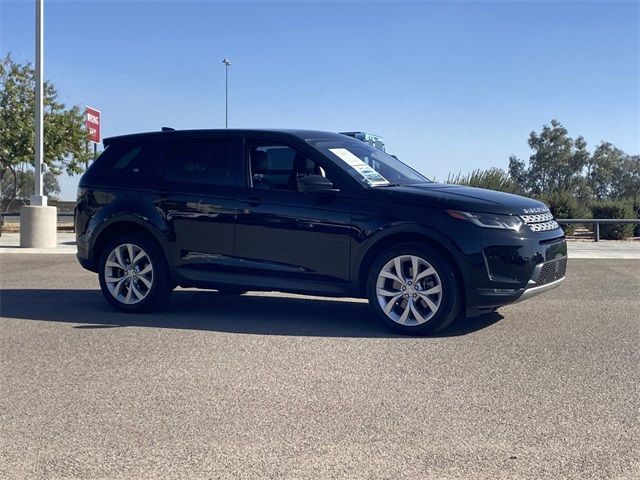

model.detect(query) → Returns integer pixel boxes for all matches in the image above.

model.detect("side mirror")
[298,174,334,193]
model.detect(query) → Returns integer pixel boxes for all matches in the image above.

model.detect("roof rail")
[161,127,175,131]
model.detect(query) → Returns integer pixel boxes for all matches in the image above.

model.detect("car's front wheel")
[98,234,173,312]
[366,243,461,335]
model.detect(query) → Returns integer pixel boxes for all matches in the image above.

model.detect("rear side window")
[89,142,165,178]
[164,140,234,186]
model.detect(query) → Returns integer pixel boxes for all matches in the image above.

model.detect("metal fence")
[556,219,640,242]
[0,212,74,237]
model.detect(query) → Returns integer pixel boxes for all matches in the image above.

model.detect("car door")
[157,135,243,274]
[234,137,354,291]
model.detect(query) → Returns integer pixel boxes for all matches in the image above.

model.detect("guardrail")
[557,219,640,242]
[0,212,74,237]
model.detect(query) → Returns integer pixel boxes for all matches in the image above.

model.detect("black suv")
[75,129,567,334]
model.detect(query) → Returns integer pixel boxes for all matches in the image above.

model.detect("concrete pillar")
[20,206,57,248]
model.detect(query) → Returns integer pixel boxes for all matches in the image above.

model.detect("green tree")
[0,54,90,211]
[587,142,627,200]
[611,155,640,203]
[1,170,60,206]
[526,119,589,195]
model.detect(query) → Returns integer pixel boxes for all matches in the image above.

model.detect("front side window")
[248,143,330,192]
[309,138,430,187]
[164,140,233,186]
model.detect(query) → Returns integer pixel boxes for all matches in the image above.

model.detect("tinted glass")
[164,140,233,186]
[249,144,330,192]
[88,142,165,178]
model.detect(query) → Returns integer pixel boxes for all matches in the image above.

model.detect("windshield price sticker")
[329,148,390,186]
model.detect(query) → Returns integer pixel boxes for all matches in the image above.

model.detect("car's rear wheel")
[366,243,461,335]
[98,234,173,312]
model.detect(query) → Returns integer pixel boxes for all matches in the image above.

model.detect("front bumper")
[512,276,565,304]
[465,227,567,311]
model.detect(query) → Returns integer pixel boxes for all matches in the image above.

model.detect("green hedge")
[537,191,590,235]
[590,200,635,240]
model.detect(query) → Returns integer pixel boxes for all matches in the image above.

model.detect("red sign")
[85,106,101,143]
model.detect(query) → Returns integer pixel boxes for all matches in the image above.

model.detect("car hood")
[377,183,549,215]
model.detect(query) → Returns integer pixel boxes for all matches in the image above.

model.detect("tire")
[366,243,461,335]
[98,233,173,313]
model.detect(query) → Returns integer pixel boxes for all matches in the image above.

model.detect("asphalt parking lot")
[1,255,638,479]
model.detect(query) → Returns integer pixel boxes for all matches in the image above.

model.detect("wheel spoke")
[411,256,419,281]
[397,300,411,324]
[106,260,125,270]
[124,284,134,303]
[132,250,146,265]
[127,244,134,264]
[379,270,404,283]
[113,278,126,297]
[418,292,439,312]
[130,281,145,300]
[137,275,152,289]
[415,267,436,283]
[138,264,152,275]
[422,285,442,295]
[410,301,426,324]
[377,287,401,297]
[383,294,403,315]
[115,247,126,268]
[393,257,404,282]
[105,274,125,283]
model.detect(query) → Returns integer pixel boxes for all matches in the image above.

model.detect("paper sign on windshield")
[329,148,390,186]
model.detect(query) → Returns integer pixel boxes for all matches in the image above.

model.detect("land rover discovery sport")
[75,129,567,335]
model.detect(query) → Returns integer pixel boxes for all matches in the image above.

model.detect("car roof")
[102,128,347,146]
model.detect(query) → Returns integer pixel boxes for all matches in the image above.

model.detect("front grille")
[535,257,567,286]
[521,212,554,223]
[521,212,560,233]
[528,220,560,232]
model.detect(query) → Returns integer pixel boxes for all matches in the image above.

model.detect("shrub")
[537,191,590,235]
[446,168,516,193]
[590,200,635,240]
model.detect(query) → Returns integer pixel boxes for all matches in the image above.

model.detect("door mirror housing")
[298,174,334,193]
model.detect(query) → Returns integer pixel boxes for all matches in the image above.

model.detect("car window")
[164,140,234,186]
[248,144,329,192]
[88,142,165,178]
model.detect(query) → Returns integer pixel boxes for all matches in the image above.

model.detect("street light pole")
[33,0,45,206]
[20,0,57,248]
[222,58,231,128]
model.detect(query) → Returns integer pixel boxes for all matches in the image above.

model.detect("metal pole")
[222,58,231,128]
[32,0,45,206]
[225,65,228,128]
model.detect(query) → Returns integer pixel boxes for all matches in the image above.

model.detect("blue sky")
[1,0,639,200]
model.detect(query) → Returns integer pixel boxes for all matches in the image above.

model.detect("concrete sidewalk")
[0,232,77,254]
[0,232,639,258]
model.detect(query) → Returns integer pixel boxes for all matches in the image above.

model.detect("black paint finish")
[76,129,567,311]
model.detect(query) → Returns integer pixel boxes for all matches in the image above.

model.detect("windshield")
[308,138,431,187]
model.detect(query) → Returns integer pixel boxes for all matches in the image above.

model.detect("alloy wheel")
[375,254,443,326]
[104,243,154,305]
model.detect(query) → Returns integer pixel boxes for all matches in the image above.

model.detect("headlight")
[447,210,523,231]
